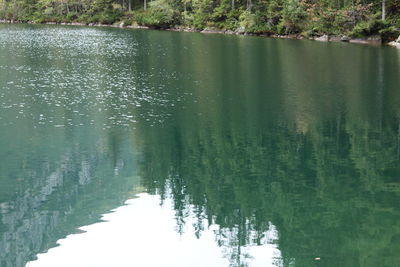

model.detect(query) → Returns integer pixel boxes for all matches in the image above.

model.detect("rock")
[315,35,329,42]
[388,36,400,48]
[388,41,400,48]
[201,27,225,34]
[349,35,382,45]
[129,24,149,29]
[236,26,246,34]
[288,34,299,39]
[183,28,199,32]
[328,36,342,42]
[340,36,350,42]
[119,22,125,28]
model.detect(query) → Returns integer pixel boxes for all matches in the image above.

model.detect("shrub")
[350,19,395,38]
[239,10,256,30]
[122,11,134,25]
[136,0,178,28]
[65,12,78,22]
[192,11,207,29]
[379,26,400,42]
[278,0,307,34]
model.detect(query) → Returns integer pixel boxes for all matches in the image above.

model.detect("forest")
[0,0,399,41]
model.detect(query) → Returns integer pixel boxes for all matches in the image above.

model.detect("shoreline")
[1,19,399,48]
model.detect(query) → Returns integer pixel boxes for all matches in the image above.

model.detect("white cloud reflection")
[27,193,281,267]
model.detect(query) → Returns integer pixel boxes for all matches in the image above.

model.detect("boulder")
[388,41,400,48]
[201,27,225,34]
[236,26,246,34]
[340,36,350,42]
[349,35,382,45]
[315,35,329,42]
[328,36,341,42]
[388,35,400,48]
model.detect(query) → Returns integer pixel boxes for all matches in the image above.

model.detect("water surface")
[1,24,400,267]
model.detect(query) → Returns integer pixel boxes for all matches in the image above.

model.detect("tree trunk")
[232,0,234,10]
[352,0,355,27]
[382,0,386,20]
[144,0,147,11]
[246,0,252,11]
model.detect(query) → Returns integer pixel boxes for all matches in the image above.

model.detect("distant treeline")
[0,0,399,40]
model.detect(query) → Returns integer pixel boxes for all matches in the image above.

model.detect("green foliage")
[210,0,230,22]
[190,0,214,29]
[136,0,179,28]
[239,10,256,30]
[307,8,351,35]
[65,12,78,22]
[238,10,272,33]
[379,25,400,41]
[350,19,389,37]
[122,11,134,25]
[0,0,398,39]
[280,0,307,33]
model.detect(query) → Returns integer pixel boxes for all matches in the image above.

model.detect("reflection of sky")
[27,194,282,267]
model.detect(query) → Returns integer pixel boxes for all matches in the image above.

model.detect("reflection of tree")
[1,26,399,267]
[137,75,400,267]
[0,126,138,267]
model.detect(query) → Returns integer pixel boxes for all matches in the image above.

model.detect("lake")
[0,24,400,267]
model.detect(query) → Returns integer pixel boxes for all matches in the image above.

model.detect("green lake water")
[1,24,400,267]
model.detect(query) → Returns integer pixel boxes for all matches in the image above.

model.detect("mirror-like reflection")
[0,125,140,266]
[0,24,399,267]
[27,194,281,267]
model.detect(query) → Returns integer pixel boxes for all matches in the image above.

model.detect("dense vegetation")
[0,0,399,40]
